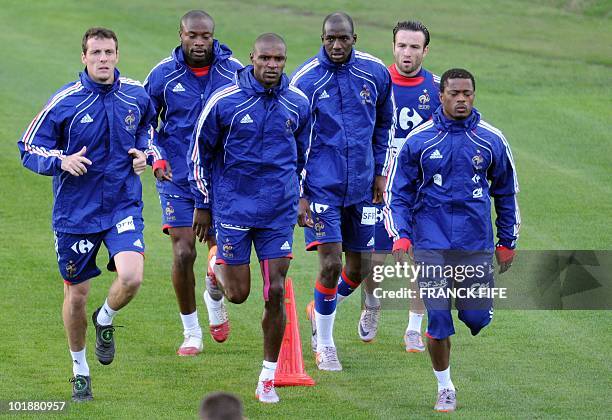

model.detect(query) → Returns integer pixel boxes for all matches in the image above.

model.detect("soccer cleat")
[315,346,342,371]
[305,300,317,352]
[434,388,457,412]
[203,290,230,343]
[404,330,426,352]
[70,375,93,402]
[177,333,203,356]
[255,379,280,403]
[92,307,115,365]
[358,304,381,342]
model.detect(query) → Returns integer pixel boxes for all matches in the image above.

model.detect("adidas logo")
[133,239,143,248]
[240,114,253,124]
[280,241,290,251]
[429,149,443,159]
[318,90,330,99]
[172,83,185,92]
[80,113,93,124]
[367,237,375,247]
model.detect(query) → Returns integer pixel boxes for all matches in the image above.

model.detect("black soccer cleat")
[70,374,93,402]
[92,306,116,365]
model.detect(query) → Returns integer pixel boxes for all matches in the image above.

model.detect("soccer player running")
[358,21,440,350]
[385,68,520,411]
[291,12,393,370]
[144,10,243,355]
[188,34,310,403]
[17,27,156,401]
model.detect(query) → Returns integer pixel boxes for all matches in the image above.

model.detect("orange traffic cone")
[275,277,315,387]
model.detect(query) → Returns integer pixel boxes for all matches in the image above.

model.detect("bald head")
[253,33,286,54]
[180,10,214,32]
[322,12,354,35]
[250,33,287,89]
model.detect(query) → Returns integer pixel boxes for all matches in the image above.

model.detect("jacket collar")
[236,65,288,97]
[172,39,234,69]
[79,68,120,94]
[316,45,356,69]
[433,105,481,132]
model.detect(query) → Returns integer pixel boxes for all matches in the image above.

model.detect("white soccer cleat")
[306,300,317,353]
[316,346,342,371]
[358,304,381,342]
[203,290,230,343]
[177,333,203,356]
[256,379,279,403]
[434,388,457,412]
[404,329,426,352]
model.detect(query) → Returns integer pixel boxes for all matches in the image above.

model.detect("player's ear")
[423,45,429,57]
[352,33,357,44]
[81,51,87,66]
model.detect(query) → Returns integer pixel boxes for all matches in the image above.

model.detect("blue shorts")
[374,203,393,252]
[215,222,294,265]
[414,250,495,340]
[55,215,145,285]
[159,193,215,238]
[304,200,375,252]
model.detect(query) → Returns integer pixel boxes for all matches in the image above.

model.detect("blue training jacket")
[290,47,394,206]
[384,106,520,251]
[18,69,157,234]
[188,66,311,228]
[144,41,243,197]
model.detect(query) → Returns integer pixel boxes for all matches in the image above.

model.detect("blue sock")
[314,280,337,315]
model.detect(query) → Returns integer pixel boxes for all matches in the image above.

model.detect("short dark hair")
[180,10,215,32]
[322,12,354,35]
[199,392,243,420]
[440,68,476,92]
[393,20,430,46]
[82,27,118,54]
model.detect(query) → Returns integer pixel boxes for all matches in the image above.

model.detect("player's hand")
[153,160,173,181]
[372,175,387,204]
[128,148,147,175]
[193,208,212,243]
[392,238,412,263]
[297,198,314,227]
[495,245,515,273]
[61,146,92,176]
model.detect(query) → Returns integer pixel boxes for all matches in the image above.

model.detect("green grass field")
[1,0,611,418]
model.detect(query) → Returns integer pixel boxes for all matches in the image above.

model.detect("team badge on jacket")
[418,90,431,110]
[360,84,372,105]
[125,109,136,132]
[472,151,484,170]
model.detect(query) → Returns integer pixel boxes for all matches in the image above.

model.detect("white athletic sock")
[434,366,455,391]
[258,360,277,382]
[180,311,201,337]
[204,290,223,309]
[407,311,424,332]
[70,348,90,376]
[97,299,117,326]
[315,310,336,350]
[365,292,380,307]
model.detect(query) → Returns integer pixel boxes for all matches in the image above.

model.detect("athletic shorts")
[304,200,375,252]
[215,222,294,265]
[414,249,495,340]
[374,203,393,253]
[159,193,215,238]
[54,214,145,285]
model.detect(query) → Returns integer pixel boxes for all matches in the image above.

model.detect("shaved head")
[322,11,354,35]
[180,10,214,32]
[253,33,286,53]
